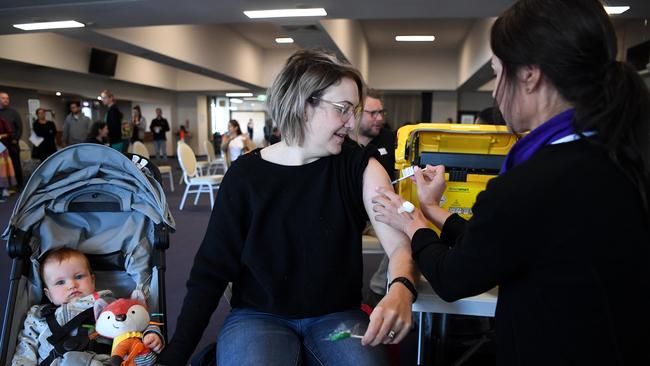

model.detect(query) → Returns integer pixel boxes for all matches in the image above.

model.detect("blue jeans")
[153,139,167,161]
[217,308,389,366]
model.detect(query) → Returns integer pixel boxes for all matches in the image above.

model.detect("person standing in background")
[100,89,124,152]
[247,118,254,140]
[62,101,91,146]
[131,105,145,143]
[31,108,57,162]
[0,92,23,189]
[346,89,395,181]
[150,108,170,161]
[263,119,273,146]
[474,107,506,125]
[0,117,16,202]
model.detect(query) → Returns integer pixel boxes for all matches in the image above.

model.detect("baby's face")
[43,256,95,305]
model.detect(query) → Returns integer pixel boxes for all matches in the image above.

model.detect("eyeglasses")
[364,109,387,118]
[311,97,361,121]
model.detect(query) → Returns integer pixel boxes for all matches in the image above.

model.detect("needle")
[391,166,428,185]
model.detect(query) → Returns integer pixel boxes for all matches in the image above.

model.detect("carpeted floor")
[0,157,495,365]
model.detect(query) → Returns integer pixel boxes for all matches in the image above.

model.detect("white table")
[413,277,498,365]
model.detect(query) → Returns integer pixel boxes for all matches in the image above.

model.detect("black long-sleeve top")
[343,126,396,181]
[104,104,123,144]
[160,146,378,365]
[31,120,57,161]
[412,139,650,365]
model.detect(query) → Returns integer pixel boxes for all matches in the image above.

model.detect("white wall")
[175,93,200,154]
[98,25,266,87]
[230,111,267,147]
[458,18,496,87]
[369,49,458,90]
[432,91,458,122]
[196,95,209,155]
[320,19,370,81]
[176,69,245,91]
[261,49,298,89]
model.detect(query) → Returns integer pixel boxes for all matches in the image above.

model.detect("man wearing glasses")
[345,89,395,181]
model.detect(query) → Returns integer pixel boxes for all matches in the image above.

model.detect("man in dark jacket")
[150,108,170,161]
[0,91,24,188]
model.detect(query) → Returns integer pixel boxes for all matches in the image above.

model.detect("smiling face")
[304,77,359,157]
[42,255,95,305]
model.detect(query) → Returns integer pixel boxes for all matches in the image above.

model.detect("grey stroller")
[0,144,175,365]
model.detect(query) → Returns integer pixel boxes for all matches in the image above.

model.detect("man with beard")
[345,89,395,181]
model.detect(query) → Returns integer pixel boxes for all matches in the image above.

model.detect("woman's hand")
[412,165,446,209]
[372,187,429,239]
[362,282,412,346]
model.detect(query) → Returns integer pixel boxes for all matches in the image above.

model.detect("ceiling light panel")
[13,20,85,30]
[395,35,436,42]
[244,8,327,19]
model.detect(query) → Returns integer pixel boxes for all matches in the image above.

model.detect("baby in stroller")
[11,248,164,366]
[0,144,175,366]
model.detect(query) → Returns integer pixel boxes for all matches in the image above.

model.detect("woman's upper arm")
[362,158,410,257]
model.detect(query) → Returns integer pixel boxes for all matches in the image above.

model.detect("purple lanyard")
[501,109,575,174]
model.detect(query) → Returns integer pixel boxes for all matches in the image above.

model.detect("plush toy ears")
[94,298,110,321]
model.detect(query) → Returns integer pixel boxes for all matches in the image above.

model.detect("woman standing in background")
[31,108,57,162]
[131,105,145,143]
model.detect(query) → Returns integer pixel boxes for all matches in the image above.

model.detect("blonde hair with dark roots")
[266,48,365,146]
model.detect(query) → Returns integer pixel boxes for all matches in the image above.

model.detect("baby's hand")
[143,333,163,353]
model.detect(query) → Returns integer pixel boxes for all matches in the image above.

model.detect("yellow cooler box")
[395,123,517,232]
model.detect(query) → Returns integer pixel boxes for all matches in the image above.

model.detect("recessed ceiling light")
[13,20,85,31]
[229,106,239,111]
[230,98,243,104]
[275,37,294,44]
[244,8,327,19]
[243,97,258,101]
[55,92,62,96]
[226,92,253,97]
[604,6,630,15]
[395,35,436,42]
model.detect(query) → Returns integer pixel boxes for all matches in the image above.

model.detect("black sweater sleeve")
[159,168,249,365]
[411,184,529,302]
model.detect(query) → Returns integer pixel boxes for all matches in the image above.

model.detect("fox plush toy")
[94,295,157,366]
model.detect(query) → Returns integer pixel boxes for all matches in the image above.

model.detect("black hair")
[491,0,650,213]
[69,101,81,108]
[476,107,506,125]
[133,105,142,119]
[88,121,107,140]
[228,119,242,135]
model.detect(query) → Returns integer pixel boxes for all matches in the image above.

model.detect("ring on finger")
[387,330,396,339]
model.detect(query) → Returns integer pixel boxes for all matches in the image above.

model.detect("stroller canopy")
[1,144,175,301]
